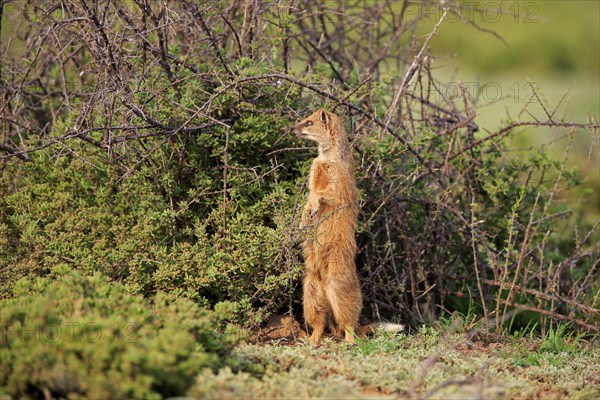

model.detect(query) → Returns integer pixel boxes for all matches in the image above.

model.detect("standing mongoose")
[293,109,362,344]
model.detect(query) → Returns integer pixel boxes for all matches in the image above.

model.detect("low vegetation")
[0,269,243,398]
[214,327,599,399]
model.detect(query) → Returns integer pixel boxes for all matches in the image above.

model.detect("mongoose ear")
[320,110,331,130]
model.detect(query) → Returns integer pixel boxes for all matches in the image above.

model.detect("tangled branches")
[1,0,598,333]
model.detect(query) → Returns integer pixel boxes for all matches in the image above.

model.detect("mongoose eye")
[304,121,313,127]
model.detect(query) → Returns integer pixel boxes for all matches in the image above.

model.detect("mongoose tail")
[354,323,405,338]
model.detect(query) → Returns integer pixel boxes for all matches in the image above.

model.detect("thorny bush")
[1,1,598,335]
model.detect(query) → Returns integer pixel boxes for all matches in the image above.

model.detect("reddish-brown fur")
[293,109,362,344]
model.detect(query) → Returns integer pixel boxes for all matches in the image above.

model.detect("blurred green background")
[421,0,599,123]
[416,0,599,221]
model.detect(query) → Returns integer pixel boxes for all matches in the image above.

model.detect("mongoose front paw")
[301,205,317,227]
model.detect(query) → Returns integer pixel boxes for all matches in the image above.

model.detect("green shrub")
[0,137,305,326]
[0,269,244,398]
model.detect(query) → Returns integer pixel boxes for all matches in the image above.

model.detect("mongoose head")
[293,109,341,151]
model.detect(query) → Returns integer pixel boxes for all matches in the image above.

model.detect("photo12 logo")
[404,1,540,24]
[407,80,541,105]
[1,321,139,344]
[2,2,37,19]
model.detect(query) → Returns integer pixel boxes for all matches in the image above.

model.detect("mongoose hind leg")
[303,269,328,345]
[326,263,362,344]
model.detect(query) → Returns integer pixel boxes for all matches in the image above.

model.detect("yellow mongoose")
[294,109,362,344]
[294,109,404,344]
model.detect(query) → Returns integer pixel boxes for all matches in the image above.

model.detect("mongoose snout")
[293,117,318,138]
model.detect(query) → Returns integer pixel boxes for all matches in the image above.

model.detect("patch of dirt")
[456,340,500,356]
[530,385,569,400]
[250,314,307,344]
[590,371,600,388]
[358,383,402,399]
